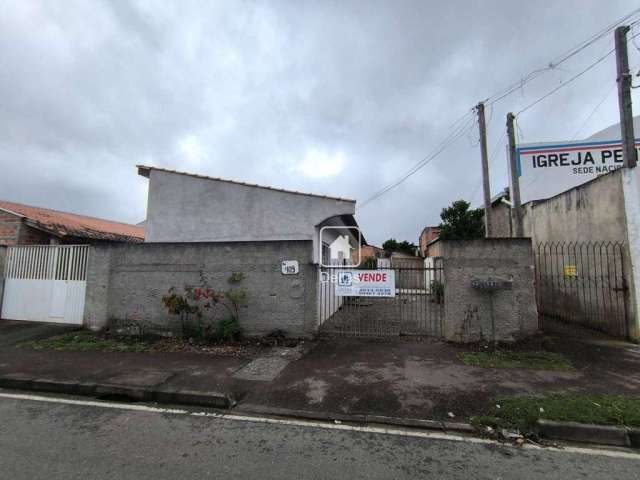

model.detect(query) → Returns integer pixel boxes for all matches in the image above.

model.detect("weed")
[458,350,573,371]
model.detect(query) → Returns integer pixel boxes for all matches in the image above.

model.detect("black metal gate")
[318,264,444,337]
[534,241,628,338]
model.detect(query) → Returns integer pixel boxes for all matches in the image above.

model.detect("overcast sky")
[2,1,640,246]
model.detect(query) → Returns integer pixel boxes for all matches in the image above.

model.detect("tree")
[438,200,484,240]
[382,238,417,256]
[382,239,398,252]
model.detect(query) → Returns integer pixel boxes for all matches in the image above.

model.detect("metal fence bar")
[534,240,627,338]
[317,264,445,337]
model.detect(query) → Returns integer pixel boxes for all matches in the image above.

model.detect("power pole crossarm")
[506,113,524,237]
[477,102,493,237]
[615,25,637,168]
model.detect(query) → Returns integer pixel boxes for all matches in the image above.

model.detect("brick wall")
[440,238,538,343]
[419,227,441,257]
[17,224,52,245]
[84,240,318,338]
[0,210,54,246]
[0,210,21,246]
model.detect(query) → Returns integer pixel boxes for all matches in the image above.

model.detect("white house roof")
[137,165,356,203]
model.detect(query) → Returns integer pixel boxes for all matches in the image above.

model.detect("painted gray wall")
[523,168,626,244]
[490,169,626,243]
[144,170,355,244]
[84,240,318,337]
[441,239,538,343]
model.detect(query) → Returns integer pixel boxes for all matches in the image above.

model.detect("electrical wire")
[356,9,640,209]
[485,8,640,107]
[357,112,475,210]
[516,47,615,117]
[571,82,617,140]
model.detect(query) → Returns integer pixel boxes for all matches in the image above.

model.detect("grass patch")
[473,394,640,433]
[458,350,573,371]
[19,331,151,353]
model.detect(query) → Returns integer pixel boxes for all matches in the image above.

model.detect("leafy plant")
[216,316,242,341]
[228,272,244,284]
[382,239,417,256]
[438,199,485,240]
[161,271,248,341]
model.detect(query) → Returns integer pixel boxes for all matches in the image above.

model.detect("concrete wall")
[0,246,5,315]
[522,168,626,244]
[145,169,355,244]
[84,240,318,338]
[440,239,538,343]
[622,166,640,339]
[491,202,513,238]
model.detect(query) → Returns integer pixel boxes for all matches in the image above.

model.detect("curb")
[538,419,638,447]
[0,373,234,409]
[236,404,475,434]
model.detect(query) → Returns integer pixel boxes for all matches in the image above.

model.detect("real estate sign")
[517,139,640,203]
[335,270,395,297]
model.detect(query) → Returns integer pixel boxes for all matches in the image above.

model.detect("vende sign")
[517,139,640,203]
[335,270,395,297]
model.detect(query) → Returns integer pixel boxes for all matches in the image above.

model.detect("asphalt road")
[0,392,639,479]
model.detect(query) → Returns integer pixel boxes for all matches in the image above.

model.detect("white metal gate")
[1,245,89,325]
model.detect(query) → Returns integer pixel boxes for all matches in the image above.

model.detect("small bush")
[216,316,242,342]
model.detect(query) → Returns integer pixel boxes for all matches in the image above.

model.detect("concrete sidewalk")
[0,326,639,423]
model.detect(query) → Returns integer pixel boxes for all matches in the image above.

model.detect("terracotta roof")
[137,165,356,203]
[0,200,144,243]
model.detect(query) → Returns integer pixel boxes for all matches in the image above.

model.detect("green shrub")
[217,316,242,341]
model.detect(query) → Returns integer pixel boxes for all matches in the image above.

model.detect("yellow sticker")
[564,265,577,278]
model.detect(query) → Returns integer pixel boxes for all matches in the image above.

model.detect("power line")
[484,8,640,107]
[516,46,615,117]
[357,112,475,209]
[356,9,640,209]
[571,82,617,140]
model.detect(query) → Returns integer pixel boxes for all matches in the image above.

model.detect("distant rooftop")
[0,200,144,243]
[137,165,356,203]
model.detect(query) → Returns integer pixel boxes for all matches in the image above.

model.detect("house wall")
[419,227,441,256]
[0,210,56,246]
[0,211,21,246]
[440,238,538,343]
[84,240,318,338]
[426,239,442,258]
[145,170,355,244]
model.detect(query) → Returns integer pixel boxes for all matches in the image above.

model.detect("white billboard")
[517,139,640,203]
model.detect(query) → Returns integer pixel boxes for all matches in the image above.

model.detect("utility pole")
[477,102,493,237]
[506,112,524,237]
[615,25,637,168]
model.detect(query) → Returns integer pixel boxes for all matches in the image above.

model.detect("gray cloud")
[1,0,638,245]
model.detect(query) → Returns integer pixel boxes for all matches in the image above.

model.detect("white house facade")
[137,165,363,264]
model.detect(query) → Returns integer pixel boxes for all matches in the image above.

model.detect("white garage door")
[1,245,89,325]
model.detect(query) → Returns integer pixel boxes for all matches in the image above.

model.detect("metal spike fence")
[534,241,628,338]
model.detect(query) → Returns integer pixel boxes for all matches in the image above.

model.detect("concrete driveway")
[0,320,78,348]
